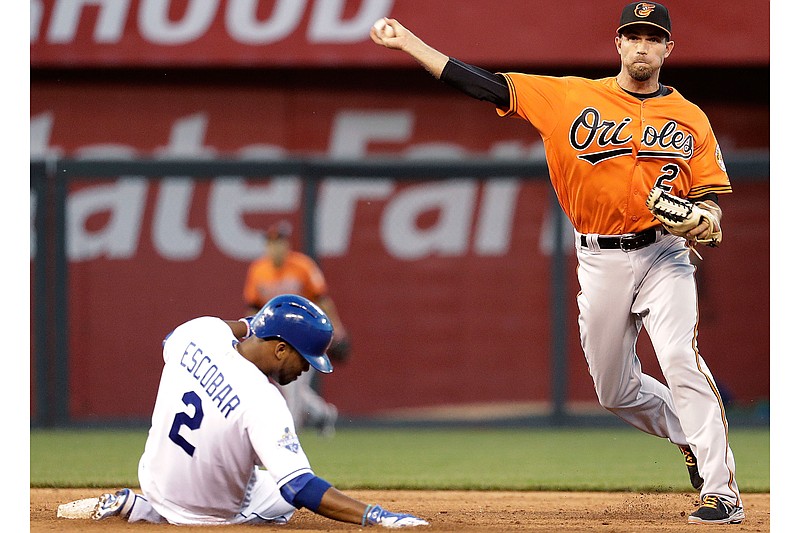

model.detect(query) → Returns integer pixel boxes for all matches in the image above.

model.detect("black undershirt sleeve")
[439,57,510,109]
[695,193,719,204]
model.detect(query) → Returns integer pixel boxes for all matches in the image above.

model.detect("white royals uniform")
[136,317,312,525]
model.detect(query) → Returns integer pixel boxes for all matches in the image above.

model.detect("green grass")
[30,426,769,492]
[30,428,147,488]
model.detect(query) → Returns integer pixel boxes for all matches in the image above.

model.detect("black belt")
[580,227,661,251]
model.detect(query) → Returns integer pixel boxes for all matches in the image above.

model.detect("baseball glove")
[327,335,352,363]
[645,187,722,246]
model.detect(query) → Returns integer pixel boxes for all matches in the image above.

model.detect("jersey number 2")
[169,391,204,456]
[654,163,680,192]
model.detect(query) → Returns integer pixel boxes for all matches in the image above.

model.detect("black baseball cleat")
[688,495,744,524]
[679,445,704,491]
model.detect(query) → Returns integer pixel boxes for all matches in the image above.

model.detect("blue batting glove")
[362,504,429,528]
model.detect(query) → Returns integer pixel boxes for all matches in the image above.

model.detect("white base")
[57,497,99,519]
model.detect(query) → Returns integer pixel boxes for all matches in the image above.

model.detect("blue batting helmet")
[250,294,334,373]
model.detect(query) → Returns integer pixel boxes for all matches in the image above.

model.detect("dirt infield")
[32,488,769,532]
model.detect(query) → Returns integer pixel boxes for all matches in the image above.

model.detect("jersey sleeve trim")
[687,184,732,199]
[276,467,314,488]
[496,73,517,117]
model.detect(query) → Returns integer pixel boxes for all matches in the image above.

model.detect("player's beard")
[627,62,655,82]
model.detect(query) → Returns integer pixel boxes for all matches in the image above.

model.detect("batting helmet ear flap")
[250,294,334,373]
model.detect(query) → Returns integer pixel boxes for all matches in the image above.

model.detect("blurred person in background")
[243,220,351,436]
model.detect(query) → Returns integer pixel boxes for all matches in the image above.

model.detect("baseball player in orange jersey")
[243,220,350,436]
[371,2,743,524]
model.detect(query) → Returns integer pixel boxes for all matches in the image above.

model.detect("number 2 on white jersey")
[169,391,204,456]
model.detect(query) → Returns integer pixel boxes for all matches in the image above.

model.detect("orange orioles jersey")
[243,251,328,309]
[498,74,731,235]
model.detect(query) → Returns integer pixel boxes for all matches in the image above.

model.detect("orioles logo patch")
[634,2,657,18]
[715,144,727,172]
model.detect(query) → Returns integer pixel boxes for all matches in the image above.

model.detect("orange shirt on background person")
[243,221,349,351]
[243,250,329,310]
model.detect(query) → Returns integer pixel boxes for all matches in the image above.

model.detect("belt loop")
[585,233,600,252]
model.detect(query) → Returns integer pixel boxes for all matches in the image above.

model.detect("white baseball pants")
[574,230,741,504]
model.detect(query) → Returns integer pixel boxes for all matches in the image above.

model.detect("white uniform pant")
[127,469,296,525]
[575,231,740,504]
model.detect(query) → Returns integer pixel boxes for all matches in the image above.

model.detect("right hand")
[362,504,429,528]
[369,18,406,49]
[367,17,449,79]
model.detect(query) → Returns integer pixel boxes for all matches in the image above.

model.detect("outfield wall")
[29,153,769,427]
